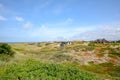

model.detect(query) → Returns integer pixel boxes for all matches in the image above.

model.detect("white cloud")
[20,20,120,41]
[0,15,7,21]
[25,18,94,41]
[30,24,62,37]
[72,24,120,41]
[23,22,32,29]
[15,16,24,22]
[27,23,94,41]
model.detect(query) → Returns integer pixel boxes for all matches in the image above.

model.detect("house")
[94,38,109,43]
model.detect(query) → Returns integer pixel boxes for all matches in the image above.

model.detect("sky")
[0,0,120,42]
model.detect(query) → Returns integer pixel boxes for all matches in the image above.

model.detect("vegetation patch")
[80,62,120,79]
[0,43,14,61]
[50,53,72,62]
[0,59,100,80]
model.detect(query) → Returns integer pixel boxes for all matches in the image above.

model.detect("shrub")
[0,43,14,61]
[0,43,14,56]
[88,42,95,46]
[109,47,120,57]
[0,60,100,80]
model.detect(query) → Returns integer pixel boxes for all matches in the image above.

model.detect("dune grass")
[0,42,119,80]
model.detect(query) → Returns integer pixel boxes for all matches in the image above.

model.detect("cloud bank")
[72,24,120,41]
[18,19,120,41]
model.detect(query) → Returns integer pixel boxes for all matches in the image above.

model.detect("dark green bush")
[0,43,14,56]
[0,43,14,61]
[116,40,120,43]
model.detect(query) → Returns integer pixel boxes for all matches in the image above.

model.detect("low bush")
[0,43,14,61]
[0,60,100,80]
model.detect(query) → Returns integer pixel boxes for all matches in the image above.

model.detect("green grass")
[80,62,120,80]
[65,45,95,52]
[0,59,100,80]
[50,53,72,62]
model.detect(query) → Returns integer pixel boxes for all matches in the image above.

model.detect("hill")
[0,40,120,80]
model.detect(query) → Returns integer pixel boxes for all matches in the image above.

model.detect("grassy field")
[0,41,120,80]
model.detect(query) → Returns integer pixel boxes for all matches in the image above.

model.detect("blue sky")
[0,0,120,42]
